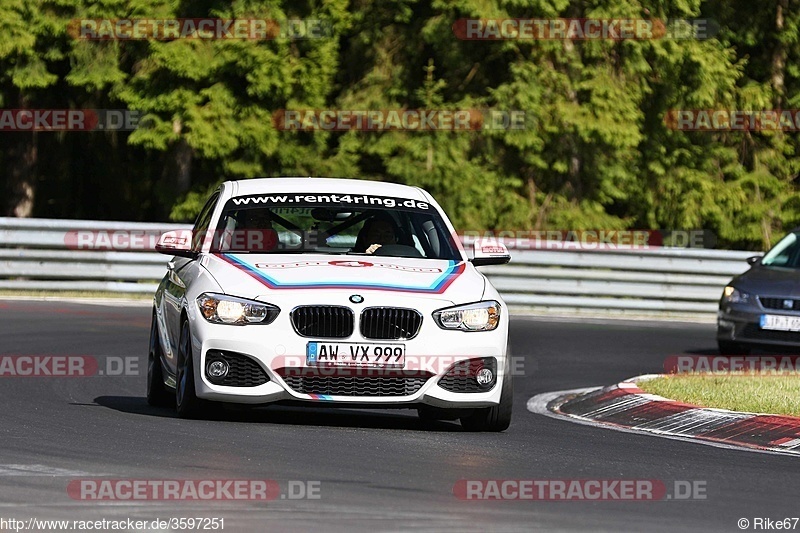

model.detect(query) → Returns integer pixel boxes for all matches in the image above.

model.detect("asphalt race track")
[1,300,798,532]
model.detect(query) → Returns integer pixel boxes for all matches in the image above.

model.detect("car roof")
[226,177,428,201]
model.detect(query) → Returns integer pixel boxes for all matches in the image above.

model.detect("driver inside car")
[354,215,400,255]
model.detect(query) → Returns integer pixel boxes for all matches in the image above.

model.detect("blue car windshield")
[761,233,800,268]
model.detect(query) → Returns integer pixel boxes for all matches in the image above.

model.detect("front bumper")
[717,302,800,348]
[186,301,510,408]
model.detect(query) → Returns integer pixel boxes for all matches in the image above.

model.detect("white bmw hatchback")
[148,177,513,431]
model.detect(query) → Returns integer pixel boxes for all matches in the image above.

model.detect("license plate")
[306,342,405,368]
[760,314,800,331]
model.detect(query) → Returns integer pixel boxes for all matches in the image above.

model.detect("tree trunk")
[5,132,38,217]
[163,119,193,197]
[771,0,789,107]
[174,138,193,195]
[527,175,537,217]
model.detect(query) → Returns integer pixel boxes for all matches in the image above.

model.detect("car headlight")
[433,301,501,331]
[722,286,750,304]
[196,293,280,325]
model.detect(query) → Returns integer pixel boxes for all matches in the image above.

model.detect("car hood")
[736,265,800,297]
[202,252,484,304]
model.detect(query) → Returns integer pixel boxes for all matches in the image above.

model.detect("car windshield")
[211,194,462,261]
[761,232,800,268]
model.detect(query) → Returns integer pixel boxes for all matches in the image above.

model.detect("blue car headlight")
[722,286,750,304]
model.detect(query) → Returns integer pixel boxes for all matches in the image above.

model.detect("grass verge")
[638,374,800,417]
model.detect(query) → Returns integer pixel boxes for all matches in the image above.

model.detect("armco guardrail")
[0,217,757,316]
[481,248,754,315]
[0,217,185,294]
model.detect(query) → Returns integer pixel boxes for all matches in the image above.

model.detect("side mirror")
[470,241,511,267]
[155,230,197,259]
[746,255,762,265]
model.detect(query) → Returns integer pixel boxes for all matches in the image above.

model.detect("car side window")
[786,245,800,268]
[763,234,800,267]
[191,192,220,252]
[772,248,792,267]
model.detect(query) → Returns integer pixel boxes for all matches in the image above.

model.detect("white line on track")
[0,464,98,477]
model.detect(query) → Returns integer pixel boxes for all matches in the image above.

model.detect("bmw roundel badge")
[349,295,364,304]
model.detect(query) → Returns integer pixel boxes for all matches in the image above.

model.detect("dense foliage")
[1,0,798,250]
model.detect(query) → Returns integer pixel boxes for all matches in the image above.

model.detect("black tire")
[460,373,513,432]
[718,340,751,355]
[176,319,205,418]
[147,311,173,407]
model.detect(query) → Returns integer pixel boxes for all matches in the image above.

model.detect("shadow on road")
[92,395,464,432]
